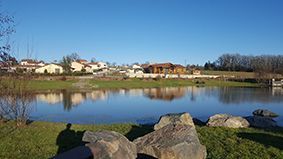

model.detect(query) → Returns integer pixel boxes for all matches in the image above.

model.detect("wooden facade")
[145,63,186,74]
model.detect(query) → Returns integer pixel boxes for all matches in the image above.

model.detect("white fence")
[126,73,219,79]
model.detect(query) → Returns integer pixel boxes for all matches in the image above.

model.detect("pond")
[21,87,283,125]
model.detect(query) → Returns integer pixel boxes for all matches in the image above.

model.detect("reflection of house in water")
[143,87,186,101]
[36,93,63,104]
[272,87,283,96]
[125,89,144,96]
[86,90,108,101]
[70,93,87,106]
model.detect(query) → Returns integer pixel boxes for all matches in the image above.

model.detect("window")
[55,68,60,74]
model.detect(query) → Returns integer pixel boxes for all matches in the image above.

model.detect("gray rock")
[252,109,278,118]
[207,114,250,128]
[134,124,207,159]
[154,112,195,130]
[245,116,278,128]
[82,130,137,159]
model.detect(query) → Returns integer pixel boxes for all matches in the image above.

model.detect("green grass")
[1,78,259,91]
[27,80,76,90]
[0,121,282,159]
[89,79,259,89]
[197,126,283,159]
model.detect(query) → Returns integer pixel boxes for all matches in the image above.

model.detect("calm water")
[25,87,283,125]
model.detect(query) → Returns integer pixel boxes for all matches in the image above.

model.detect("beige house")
[71,61,85,72]
[71,61,92,73]
[88,62,108,71]
[16,59,45,72]
[35,63,64,74]
[20,59,45,67]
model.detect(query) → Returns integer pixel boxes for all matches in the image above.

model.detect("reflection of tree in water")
[62,90,87,111]
[206,87,283,104]
[143,87,186,101]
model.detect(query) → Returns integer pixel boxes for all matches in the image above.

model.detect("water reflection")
[205,87,283,104]
[143,87,187,101]
[33,87,283,111]
[1,87,282,124]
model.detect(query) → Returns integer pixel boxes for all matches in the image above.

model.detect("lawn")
[88,78,259,89]
[1,77,260,91]
[0,121,282,159]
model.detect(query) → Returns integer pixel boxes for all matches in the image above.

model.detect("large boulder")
[207,114,250,128]
[134,124,207,159]
[252,109,278,118]
[154,112,195,130]
[82,130,137,159]
[245,116,278,128]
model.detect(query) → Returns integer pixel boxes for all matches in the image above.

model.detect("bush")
[195,80,205,84]
[153,75,162,81]
[60,76,67,81]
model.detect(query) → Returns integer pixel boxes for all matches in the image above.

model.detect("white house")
[71,61,85,72]
[127,64,144,74]
[71,61,93,73]
[76,59,88,64]
[87,62,108,72]
[35,64,64,74]
[17,59,45,72]
[20,59,45,67]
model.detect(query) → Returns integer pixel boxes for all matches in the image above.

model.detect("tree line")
[204,54,283,74]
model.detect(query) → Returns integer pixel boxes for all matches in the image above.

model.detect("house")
[15,65,40,73]
[17,59,45,72]
[84,64,92,73]
[87,62,108,72]
[0,62,8,72]
[71,61,86,72]
[146,63,186,74]
[20,59,45,67]
[35,63,64,74]
[127,64,144,74]
[71,60,92,73]
[174,64,186,74]
[76,59,88,64]
[192,69,201,75]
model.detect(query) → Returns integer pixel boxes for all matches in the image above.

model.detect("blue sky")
[2,0,283,65]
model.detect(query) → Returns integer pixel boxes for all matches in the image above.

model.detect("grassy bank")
[0,121,282,159]
[20,78,260,91]
[89,79,259,89]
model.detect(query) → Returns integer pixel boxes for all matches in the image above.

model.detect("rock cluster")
[82,112,206,159]
[206,109,279,129]
[135,112,206,159]
[153,112,195,130]
[252,109,278,118]
[246,109,278,128]
[80,109,279,159]
[206,114,250,128]
[82,130,137,159]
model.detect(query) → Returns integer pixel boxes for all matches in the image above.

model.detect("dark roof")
[175,64,185,68]
[77,59,88,63]
[21,59,44,64]
[88,62,98,65]
[149,63,174,68]
[15,65,41,68]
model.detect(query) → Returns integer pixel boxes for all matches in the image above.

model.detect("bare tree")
[205,54,283,75]
[0,75,34,126]
[0,8,16,65]
[60,53,81,73]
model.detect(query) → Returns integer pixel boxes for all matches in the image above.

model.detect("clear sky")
[2,0,283,65]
